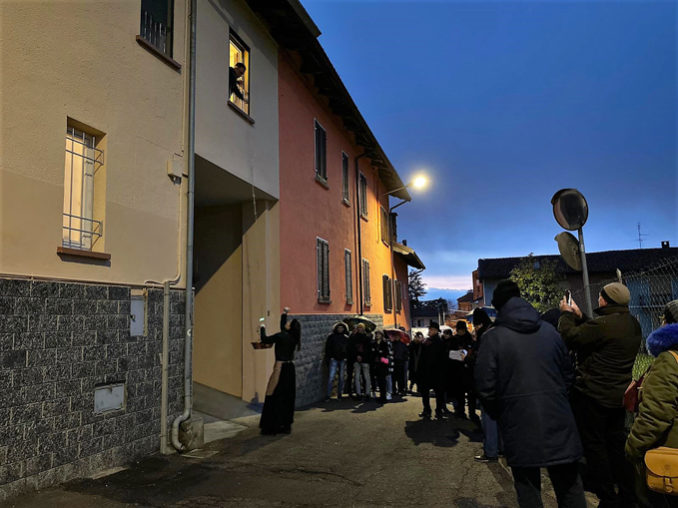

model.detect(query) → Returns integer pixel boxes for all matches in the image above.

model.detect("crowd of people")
[475,279,678,508]
[324,319,483,419]
[260,281,678,508]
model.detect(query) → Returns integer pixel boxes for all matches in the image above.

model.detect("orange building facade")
[278,50,415,328]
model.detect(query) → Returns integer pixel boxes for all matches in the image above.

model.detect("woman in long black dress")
[259,310,301,435]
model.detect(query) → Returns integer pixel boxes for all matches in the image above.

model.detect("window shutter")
[383,275,392,312]
[395,280,402,312]
[363,259,371,305]
[316,239,322,298]
[322,241,330,301]
[345,250,353,303]
[342,154,349,202]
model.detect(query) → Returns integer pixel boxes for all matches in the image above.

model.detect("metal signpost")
[551,189,594,317]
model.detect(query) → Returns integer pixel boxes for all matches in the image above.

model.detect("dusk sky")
[301,0,677,294]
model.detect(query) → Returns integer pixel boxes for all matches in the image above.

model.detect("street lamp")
[384,173,429,328]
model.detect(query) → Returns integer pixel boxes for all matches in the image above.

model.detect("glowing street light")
[410,174,428,191]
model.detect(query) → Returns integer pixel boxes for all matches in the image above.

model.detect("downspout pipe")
[172,0,197,452]
[354,152,367,315]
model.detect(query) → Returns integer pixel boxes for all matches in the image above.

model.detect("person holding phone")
[559,282,641,507]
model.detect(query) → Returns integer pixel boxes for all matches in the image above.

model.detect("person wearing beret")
[559,282,642,508]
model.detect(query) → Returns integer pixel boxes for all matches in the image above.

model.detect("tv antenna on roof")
[637,222,648,249]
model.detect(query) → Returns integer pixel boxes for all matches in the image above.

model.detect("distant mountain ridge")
[424,288,471,309]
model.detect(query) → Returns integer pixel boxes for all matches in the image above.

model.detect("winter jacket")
[475,297,582,468]
[626,324,678,460]
[372,339,392,376]
[416,333,446,387]
[392,340,409,363]
[348,331,372,364]
[325,322,348,362]
[559,304,642,408]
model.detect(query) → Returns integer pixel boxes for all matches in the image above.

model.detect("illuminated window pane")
[229,32,250,115]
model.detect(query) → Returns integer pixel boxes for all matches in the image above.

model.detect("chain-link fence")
[572,256,678,379]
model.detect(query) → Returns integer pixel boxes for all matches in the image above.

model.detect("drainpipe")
[354,152,367,315]
[171,0,197,452]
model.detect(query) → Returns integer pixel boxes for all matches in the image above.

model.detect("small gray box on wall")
[94,383,126,413]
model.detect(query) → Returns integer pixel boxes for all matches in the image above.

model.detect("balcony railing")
[140,9,171,56]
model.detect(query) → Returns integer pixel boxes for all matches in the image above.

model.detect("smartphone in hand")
[565,290,572,306]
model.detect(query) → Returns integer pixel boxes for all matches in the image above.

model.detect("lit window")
[359,174,368,218]
[317,238,330,303]
[341,152,350,203]
[314,121,327,181]
[345,249,353,304]
[63,123,104,251]
[140,0,174,57]
[229,31,250,115]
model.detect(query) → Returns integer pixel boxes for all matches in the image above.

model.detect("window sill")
[315,174,329,189]
[342,198,351,207]
[57,246,111,261]
[136,36,181,72]
[317,298,331,305]
[360,213,368,222]
[227,101,255,124]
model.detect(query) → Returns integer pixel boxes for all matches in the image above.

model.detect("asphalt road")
[7,394,571,507]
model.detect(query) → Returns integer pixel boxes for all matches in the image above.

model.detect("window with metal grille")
[341,152,350,203]
[63,125,104,251]
[394,279,402,312]
[359,173,368,218]
[362,258,371,306]
[383,275,392,312]
[229,31,250,115]
[317,238,330,303]
[140,0,174,58]
[380,206,390,245]
[345,249,353,304]
[315,121,327,181]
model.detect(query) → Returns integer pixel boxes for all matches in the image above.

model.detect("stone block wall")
[0,277,185,501]
[293,313,383,407]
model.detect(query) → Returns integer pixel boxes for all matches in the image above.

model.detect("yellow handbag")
[645,447,678,495]
[644,350,678,495]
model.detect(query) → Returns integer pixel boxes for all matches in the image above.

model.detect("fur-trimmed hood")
[332,321,348,334]
[647,323,678,357]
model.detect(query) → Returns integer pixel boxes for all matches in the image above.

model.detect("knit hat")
[491,279,521,310]
[663,300,678,324]
[429,321,440,331]
[600,282,630,306]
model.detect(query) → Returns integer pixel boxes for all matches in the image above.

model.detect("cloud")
[423,274,473,290]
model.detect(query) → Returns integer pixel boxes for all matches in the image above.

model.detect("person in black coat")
[456,321,479,423]
[475,280,585,507]
[416,322,447,419]
[391,333,409,396]
[259,309,301,435]
[472,307,501,462]
[372,330,391,403]
[229,63,246,101]
[325,322,348,400]
[348,324,373,400]
[408,332,424,393]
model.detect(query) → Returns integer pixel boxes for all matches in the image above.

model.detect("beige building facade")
[191,0,281,413]
[0,0,190,499]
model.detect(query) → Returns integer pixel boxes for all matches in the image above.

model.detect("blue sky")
[301,0,677,291]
